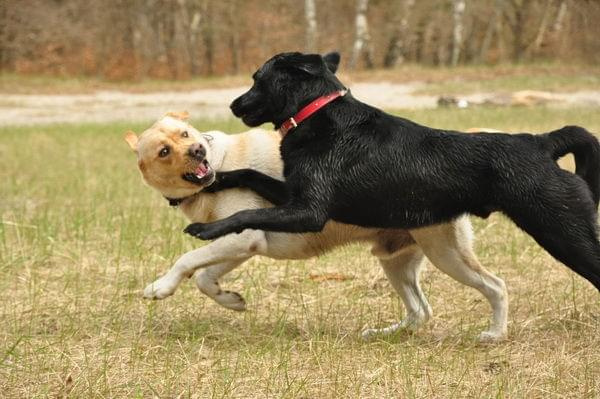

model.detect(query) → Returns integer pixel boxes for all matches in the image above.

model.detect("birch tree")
[451,0,466,66]
[227,0,241,73]
[349,0,374,69]
[552,0,567,33]
[200,0,214,75]
[527,0,554,57]
[383,0,415,68]
[477,0,502,62]
[304,0,317,52]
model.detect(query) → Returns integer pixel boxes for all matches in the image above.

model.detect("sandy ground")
[1,82,599,126]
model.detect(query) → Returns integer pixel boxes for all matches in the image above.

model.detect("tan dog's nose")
[188,142,206,160]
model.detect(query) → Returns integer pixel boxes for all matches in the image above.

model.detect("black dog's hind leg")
[517,217,600,291]
[184,202,328,240]
[203,169,289,205]
[504,180,600,291]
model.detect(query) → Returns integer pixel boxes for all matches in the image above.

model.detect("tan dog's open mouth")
[182,159,215,186]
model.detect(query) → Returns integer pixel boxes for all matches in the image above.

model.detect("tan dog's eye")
[181,131,189,138]
[159,146,170,158]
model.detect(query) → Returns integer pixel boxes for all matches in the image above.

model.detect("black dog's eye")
[159,146,170,158]
[181,131,189,138]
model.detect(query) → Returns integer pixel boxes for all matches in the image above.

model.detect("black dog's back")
[300,103,589,230]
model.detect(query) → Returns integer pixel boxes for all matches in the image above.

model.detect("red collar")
[279,89,347,137]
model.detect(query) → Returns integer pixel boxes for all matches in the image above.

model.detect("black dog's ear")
[323,52,340,73]
[285,53,326,76]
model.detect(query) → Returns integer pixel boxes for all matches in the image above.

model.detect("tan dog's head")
[124,111,217,199]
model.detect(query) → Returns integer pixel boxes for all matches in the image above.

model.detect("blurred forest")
[1,0,599,80]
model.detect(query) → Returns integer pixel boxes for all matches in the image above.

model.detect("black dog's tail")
[542,125,600,207]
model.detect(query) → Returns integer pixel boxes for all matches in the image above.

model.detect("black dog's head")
[230,52,345,128]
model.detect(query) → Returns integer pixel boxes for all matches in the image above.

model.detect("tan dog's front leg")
[143,230,266,300]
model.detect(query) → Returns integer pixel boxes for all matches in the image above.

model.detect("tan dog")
[124,112,508,341]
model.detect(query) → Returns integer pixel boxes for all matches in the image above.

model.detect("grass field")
[1,107,600,398]
[2,63,600,95]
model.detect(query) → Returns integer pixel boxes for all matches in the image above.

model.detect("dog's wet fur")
[185,51,600,292]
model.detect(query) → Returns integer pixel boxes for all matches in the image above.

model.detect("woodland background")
[1,0,599,81]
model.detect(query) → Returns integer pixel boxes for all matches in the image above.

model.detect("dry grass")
[1,107,599,398]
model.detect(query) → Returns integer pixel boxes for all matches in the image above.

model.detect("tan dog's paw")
[143,276,179,299]
[194,272,247,311]
[214,290,247,311]
[477,329,507,343]
[361,310,430,340]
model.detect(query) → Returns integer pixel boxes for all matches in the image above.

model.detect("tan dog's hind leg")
[411,218,508,342]
[194,261,247,311]
[143,230,265,304]
[362,246,432,340]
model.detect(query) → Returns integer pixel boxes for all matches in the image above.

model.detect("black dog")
[187,51,600,291]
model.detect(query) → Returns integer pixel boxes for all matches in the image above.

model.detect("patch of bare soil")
[1,82,599,126]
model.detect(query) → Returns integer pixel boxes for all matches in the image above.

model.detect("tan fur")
[166,110,190,120]
[124,130,139,151]
[124,114,509,341]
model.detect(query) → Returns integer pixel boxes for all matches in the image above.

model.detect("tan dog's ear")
[166,111,190,120]
[124,130,139,152]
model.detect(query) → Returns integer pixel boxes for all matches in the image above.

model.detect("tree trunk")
[200,0,214,75]
[174,0,202,78]
[383,0,415,68]
[451,0,466,66]
[477,0,502,63]
[350,0,374,69]
[304,0,317,52]
[227,0,240,74]
[552,0,567,32]
[526,0,553,57]
[0,1,7,69]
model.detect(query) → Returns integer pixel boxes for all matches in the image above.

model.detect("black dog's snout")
[188,142,206,160]
[230,96,244,117]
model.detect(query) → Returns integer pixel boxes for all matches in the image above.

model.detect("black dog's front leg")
[203,169,290,206]
[184,203,326,240]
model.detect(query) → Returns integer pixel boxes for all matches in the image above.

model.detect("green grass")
[1,107,600,397]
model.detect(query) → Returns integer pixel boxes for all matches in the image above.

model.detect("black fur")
[185,51,600,291]
[204,169,289,205]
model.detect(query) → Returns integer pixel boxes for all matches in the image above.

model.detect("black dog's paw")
[201,182,222,194]
[184,222,226,240]
[202,171,244,193]
[184,223,208,239]
[201,174,227,193]
[183,223,206,239]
